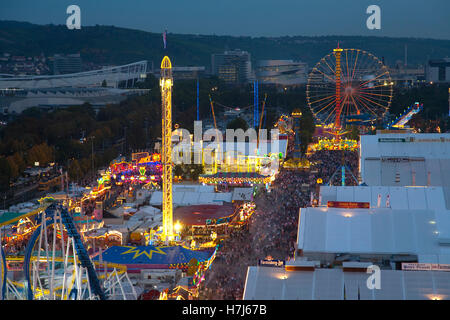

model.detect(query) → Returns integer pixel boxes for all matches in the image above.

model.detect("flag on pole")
[163,30,167,49]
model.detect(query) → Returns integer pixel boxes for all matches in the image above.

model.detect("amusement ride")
[307,44,393,146]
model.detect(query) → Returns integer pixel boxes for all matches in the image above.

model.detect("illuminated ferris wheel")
[306,46,393,131]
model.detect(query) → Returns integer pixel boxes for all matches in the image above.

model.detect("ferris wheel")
[306,47,393,131]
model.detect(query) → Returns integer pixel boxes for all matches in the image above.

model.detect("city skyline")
[1,0,450,40]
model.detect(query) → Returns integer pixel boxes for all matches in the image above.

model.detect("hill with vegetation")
[1,20,450,68]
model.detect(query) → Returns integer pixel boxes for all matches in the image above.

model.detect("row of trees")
[1,74,448,191]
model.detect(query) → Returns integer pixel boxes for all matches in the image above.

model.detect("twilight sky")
[1,0,450,40]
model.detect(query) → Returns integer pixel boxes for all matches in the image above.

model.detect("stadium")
[0,61,148,114]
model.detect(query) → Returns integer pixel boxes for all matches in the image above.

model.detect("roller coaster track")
[23,204,107,300]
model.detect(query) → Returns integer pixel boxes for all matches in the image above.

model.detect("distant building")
[153,66,206,80]
[52,53,82,75]
[388,66,426,87]
[255,60,308,86]
[211,49,252,84]
[426,58,450,83]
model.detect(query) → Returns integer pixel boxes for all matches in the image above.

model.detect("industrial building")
[426,58,450,83]
[52,53,83,75]
[211,49,252,84]
[255,60,308,86]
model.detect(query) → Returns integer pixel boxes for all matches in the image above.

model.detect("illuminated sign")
[401,263,450,272]
[378,138,406,143]
[258,259,285,267]
[327,201,370,209]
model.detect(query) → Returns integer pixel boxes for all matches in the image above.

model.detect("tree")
[348,125,360,141]
[226,117,249,131]
[68,159,83,182]
[0,157,12,191]
[174,164,184,177]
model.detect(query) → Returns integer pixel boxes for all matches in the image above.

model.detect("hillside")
[1,20,450,68]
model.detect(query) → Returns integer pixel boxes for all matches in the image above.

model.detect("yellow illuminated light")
[174,221,182,234]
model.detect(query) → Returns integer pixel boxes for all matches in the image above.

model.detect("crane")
[208,94,218,131]
[257,93,268,149]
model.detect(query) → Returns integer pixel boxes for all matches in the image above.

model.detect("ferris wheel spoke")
[353,95,379,117]
[359,71,389,87]
[344,50,351,88]
[357,94,389,112]
[358,91,392,98]
[314,98,337,115]
[358,92,392,105]
[321,59,335,75]
[349,94,361,114]
[323,105,338,124]
[311,98,337,112]
[360,83,392,90]
[312,68,335,82]
[350,50,360,83]
[309,93,336,105]
[341,94,351,119]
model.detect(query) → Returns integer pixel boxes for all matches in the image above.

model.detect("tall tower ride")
[291,109,302,159]
[333,44,343,132]
[160,56,173,241]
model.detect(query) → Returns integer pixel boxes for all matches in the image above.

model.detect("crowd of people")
[309,150,359,186]
[198,148,359,300]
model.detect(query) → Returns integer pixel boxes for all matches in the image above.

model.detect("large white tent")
[297,206,450,264]
[243,266,450,300]
[320,185,447,210]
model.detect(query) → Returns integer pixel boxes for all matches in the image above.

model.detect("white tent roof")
[149,189,232,206]
[243,266,450,300]
[360,133,450,160]
[232,188,253,201]
[359,133,450,207]
[320,185,447,210]
[297,206,450,263]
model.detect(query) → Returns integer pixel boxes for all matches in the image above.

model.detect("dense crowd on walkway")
[309,150,359,186]
[199,148,359,300]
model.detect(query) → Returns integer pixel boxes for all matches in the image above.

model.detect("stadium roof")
[297,206,450,264]
[0,61,147,89]
[243,267,450,300]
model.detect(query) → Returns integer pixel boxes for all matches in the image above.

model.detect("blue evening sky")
[1,0,449,40]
